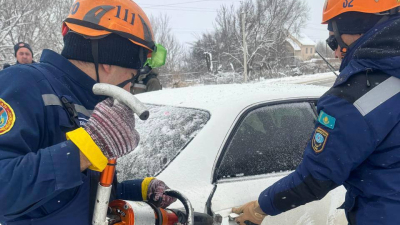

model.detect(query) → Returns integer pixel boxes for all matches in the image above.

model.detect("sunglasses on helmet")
[326,35,338,51]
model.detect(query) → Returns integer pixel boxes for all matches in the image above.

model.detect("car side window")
[216,102,316,180]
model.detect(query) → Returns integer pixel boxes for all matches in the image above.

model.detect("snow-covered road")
[295,74,337,87]
[261,72,337,87]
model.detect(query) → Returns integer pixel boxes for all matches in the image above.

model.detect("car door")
[209,100,346,225]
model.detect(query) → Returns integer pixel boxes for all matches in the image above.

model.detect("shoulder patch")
[318,110,336,129]
[0,99,15,135]
[312,127,329,153]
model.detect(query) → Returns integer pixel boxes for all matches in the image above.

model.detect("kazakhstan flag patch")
[318,110,336,129]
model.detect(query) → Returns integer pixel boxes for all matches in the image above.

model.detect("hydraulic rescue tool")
[91,83,213,225]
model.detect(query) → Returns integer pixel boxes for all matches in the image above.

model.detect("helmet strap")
[375,7,399,26]
[116,66,152,91]
[332,20,349,59]
[377,15,390,25]
[139,47,145,67]
[87,36,152,91]
[115,47,152,92]
[117,76,136,89]
[331,8,400,59]
[91,39,100,83]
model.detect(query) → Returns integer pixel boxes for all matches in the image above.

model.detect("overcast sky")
[136,0,328,47]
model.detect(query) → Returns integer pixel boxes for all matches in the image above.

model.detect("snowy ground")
[254,71,337,87]
[167,71,338,90]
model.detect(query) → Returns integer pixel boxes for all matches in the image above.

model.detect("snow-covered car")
[117,82,346,225]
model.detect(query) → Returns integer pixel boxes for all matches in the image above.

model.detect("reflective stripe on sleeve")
[354,76,400,116]
[42,94,93,117]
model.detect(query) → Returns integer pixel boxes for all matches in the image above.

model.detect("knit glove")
[84,98,140,159]
[232,200,267,225]
[147,179,177,208]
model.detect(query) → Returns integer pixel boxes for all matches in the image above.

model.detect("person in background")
[3,42,35,69]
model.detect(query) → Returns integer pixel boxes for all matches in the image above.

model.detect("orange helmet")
[322,0,400,24]
[63,0,154,52]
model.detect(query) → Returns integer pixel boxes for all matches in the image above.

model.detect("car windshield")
[117,104,210,181]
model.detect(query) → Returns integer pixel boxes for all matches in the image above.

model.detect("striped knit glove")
[84,98,140,159]
[147,178,177,208]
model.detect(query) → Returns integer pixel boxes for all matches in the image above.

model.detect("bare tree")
[150,14,184,74]
[0,0,73,66]
[186,0,310,80]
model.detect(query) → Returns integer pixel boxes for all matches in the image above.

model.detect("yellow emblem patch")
[323,116,329,124]
[312,127,329,153]
[0,99,15,135]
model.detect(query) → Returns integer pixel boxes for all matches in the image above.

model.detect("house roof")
[286,38,301,51]
[293,33,316,46]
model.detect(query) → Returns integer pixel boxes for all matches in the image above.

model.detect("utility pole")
[325,42,327,57]
[241,9,248,83]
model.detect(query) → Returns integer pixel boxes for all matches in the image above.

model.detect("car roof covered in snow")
[135,82,328,115]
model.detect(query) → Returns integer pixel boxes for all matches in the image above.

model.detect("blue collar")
[40,49,97,92]
[39,49,106,107]
[335,16,400,87]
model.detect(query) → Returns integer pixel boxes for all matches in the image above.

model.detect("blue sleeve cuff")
[258,186,282,216]
[117,179,144,201]
[46,140,83,190]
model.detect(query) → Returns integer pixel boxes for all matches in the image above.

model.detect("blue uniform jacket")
[0,50,144,225]
[258,16,400,225]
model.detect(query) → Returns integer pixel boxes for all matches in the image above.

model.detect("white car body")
[121,82,347,225]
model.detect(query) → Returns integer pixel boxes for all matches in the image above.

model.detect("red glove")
[147,179,176,208]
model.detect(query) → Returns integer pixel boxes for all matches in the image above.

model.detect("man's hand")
[147,179,176,208]
[84,98,140,159]
[79,152,91,171]
[67,98,140,172]
[232,200,267,225]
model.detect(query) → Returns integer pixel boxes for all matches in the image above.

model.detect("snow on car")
[117,82,347,225]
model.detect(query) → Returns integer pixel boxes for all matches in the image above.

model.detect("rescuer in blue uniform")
[233,1,400,225]
[0,0,174,224]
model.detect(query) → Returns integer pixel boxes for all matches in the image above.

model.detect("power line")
[145,5,215,10]
[145,7,216,12]
[304,27,328,31]
[141,0,240,9]
[172,27,212,31]
[306,25,328,29]
[306,26,327,30]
